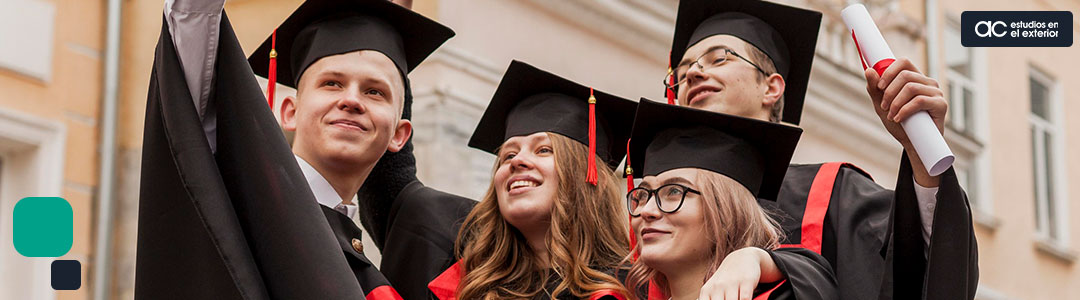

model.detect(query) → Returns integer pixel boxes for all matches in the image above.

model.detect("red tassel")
[630,215,638,260]
[625,139,634,192]
[586,88,599,186]
[626,139,637,257]
[666,68,676,105]
[666,53,676,105]
[267,29,278,109]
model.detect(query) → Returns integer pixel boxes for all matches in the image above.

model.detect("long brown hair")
[455,132,631,299]
[624,169,783,298]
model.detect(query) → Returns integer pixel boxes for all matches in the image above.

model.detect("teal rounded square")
[13,197,73,257]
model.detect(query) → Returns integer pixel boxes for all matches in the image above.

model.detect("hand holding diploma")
[843,4,953,184]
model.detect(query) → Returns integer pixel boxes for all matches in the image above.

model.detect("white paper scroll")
[842,4,954,176]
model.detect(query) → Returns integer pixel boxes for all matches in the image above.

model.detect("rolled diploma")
[842,4,954,176]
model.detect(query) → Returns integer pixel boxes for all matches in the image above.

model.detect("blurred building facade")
[1,0,1077,299]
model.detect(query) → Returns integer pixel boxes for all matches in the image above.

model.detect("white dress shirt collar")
[295,155,358,219]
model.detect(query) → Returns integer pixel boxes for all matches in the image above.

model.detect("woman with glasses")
[624,99,837,300]
[426,61,636,299]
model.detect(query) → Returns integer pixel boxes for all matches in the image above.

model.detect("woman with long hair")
[623,99,837,300]
[427,60,636,299]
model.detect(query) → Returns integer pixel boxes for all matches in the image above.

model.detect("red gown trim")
[779,162,865,254]
[365,285,404,300]
[428,260,463,300]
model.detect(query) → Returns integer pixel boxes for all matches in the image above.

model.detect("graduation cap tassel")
[666,69,676,105]
[267,29,279,109]
[586,88,599,186]
[625,140,634,193]
[625,139,637,257]
[666,53,676,105]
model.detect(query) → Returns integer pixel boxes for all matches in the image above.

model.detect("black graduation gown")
[764,155,977,300]
[376,181,476,300]
[885,155,978,300]
[765,247,839,300]
[136,13,365,299]
[321,206,403,299]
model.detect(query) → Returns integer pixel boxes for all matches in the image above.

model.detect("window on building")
[943,19,987,211]
[0,0,56,81]
[1029,68,1064,243]
[945,22,976,135]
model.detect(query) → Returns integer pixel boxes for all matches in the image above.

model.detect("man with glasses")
[659,0,978,299]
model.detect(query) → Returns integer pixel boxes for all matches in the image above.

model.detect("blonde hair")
[624,169,783,298]
[455,133,631,299]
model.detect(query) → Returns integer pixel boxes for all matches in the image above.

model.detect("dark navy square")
[51,260,81,290]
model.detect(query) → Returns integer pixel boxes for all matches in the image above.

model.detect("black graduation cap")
[669,0,822,125]
[248,0,454,89]
[468,60,636,184]
[627,98,802,201]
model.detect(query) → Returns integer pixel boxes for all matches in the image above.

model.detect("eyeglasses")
[627,183,702,217]
[663,47,770,92]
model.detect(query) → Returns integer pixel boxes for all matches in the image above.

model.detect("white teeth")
[509,180,538,189]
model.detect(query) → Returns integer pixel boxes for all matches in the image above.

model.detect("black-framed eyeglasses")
[663,48,770,92]
[627,183,702,217]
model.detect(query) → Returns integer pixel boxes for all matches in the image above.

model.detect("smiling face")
[624,167,784,295]
[494,132,561,234]
[281,50,412,173]
[676,35,782,122]
[455,132,631,299]
[631,168,712,271]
